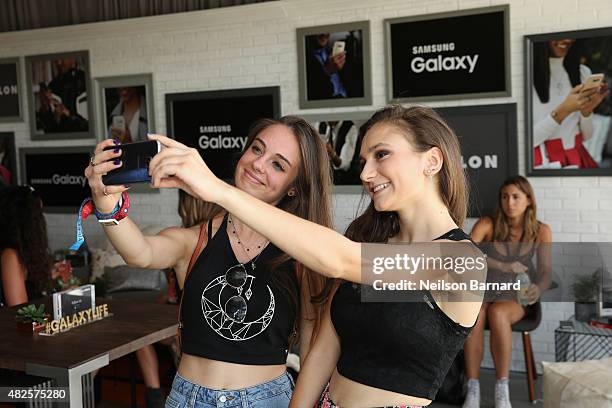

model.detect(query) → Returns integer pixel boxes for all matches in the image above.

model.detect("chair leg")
[522,331,536,402]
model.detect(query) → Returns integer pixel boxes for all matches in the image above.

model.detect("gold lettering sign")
[44,304,110,335]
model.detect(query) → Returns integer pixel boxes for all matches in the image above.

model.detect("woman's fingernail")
[114,148,120,153]
[114,160,121,165]
[113,139,119,145]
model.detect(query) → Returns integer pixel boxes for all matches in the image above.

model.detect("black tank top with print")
[181,214,298,365]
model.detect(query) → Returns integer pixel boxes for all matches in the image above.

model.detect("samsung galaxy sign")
[388,6,508,100]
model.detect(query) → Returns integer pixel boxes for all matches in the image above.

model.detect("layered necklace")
[228,214,268,270]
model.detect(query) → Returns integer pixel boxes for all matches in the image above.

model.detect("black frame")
[385,5,510,103]
[435,103,518,218]
[525,27,612,176]
[25,50,95,141]
[0,58,23,123]
[19,146,94,213]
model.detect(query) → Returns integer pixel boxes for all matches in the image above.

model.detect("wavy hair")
[0,186,52,295]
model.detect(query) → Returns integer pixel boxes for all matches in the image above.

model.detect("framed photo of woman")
[525,28,612,176]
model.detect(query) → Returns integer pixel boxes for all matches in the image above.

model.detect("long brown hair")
[177,190,208,228]
[492,175,540,242]
[346,105,469,243]
[195,116,335,346]
[0,186,52,295]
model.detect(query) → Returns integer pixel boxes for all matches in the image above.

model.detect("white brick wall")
[1,0,611,375]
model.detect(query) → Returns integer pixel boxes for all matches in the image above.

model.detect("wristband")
[69,192,130,251]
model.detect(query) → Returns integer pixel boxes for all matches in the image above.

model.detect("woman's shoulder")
[536,221,552,243]
[471,216,494,238]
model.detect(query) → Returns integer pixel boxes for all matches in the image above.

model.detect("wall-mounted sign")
[165,87,280,181]
[385,5,510,102]
[20,146,92,213]
[0,58,22,122]
[435,103,518,218]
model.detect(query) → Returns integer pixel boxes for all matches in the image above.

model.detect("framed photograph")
[525,28,612,176]
[25,51,94,140]
[20,146,93,213]
[95,74,155,144]
[385,5,510,103]
[435,104,518,218]
[297,21,372,109]
[166,86,280,180]
[0,132,17,186]
[0,58,23,122]
[301,111,373,193]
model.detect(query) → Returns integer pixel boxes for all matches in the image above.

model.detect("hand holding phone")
[581,73,604,94]
[102,140,161,185]
[332,41,345,57]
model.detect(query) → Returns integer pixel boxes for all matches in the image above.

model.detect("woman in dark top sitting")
[0,186,51,307]
[463,176,551,408]
[146,105,486,407]
[85,116,334,408]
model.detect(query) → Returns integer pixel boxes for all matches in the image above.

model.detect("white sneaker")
[494,378,512,408]
[462,378,480,408]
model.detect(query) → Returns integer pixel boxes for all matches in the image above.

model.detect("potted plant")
[15,304,49,332]
[571,269,601,322]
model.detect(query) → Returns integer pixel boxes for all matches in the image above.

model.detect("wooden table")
[0,298,178,408]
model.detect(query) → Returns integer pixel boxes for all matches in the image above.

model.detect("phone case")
[102,140,160,185]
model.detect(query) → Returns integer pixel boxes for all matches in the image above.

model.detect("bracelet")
[69,192,131,251]
[97,192,130,226]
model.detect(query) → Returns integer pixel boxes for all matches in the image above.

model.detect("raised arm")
[85,139,196,284]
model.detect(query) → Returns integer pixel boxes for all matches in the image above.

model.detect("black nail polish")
[114,148,120,153]
[113,139,119,145]
[114,159,121,165]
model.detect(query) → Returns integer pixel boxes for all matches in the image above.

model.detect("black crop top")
[330,229,474,400]
[181,215,298,365]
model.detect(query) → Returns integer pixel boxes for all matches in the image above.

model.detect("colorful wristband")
[69,192,130,251]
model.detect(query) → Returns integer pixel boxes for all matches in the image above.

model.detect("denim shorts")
[165,371,294,408]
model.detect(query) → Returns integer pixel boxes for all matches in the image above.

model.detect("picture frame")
[25,51,94,141]
[385,5,510,103]
[95,74,155,144]
[166,86,280,181]
[0,58,23,122]
[0,132,17,186]
[297,21,372,109]
[434,103,518,218]
[20,146,94,213]
[300,111,373,193]
[525,27,612,176]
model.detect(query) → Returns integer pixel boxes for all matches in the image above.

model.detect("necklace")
[228,214,268,270]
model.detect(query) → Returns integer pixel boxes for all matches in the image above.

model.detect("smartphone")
[581,73,604,93]
[102,140,161,185]
[332,41,345,57]
[111,115,126,131]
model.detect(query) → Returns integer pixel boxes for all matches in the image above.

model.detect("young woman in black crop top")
[85,116,334,408]
[463,176,552,408]
[147,105,486,407]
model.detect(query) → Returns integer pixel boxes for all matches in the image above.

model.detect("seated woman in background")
[0,186,52,307]
[463,176,552,408]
